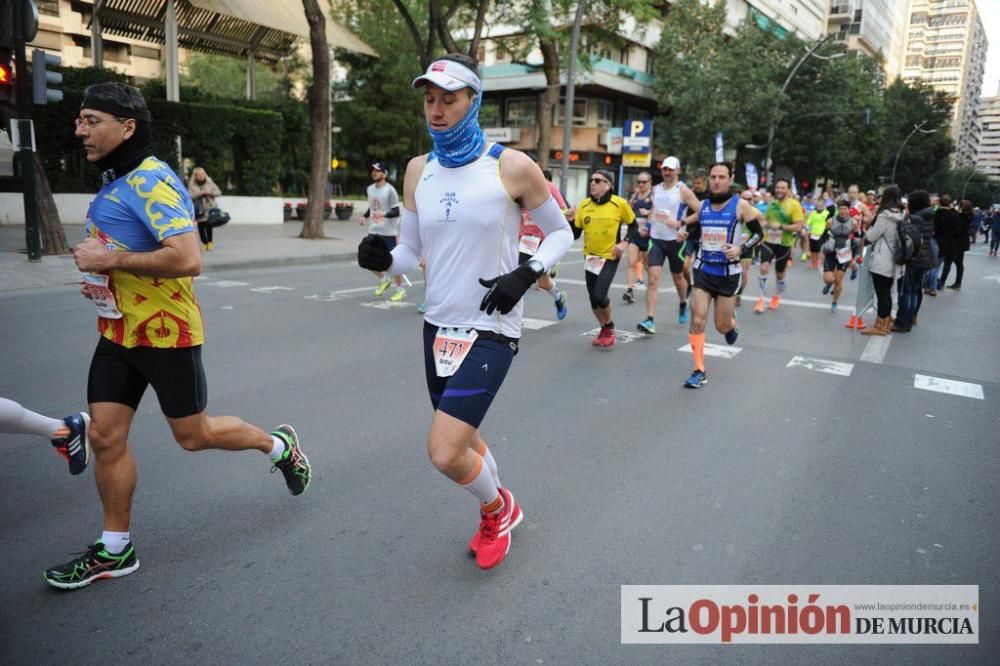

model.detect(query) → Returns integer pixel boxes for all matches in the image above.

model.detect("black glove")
[358,234,392,272]
[478,264,537,315]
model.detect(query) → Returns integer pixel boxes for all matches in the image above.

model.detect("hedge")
[2,69,310,196]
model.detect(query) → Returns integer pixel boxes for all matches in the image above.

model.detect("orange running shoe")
[754,298,766,314]
[769,294,781,310]
[474,487,524,570]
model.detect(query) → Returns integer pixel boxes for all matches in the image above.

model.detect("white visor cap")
[412,59,483,94]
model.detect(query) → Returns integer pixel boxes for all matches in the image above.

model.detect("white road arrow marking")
[786,355,854,377]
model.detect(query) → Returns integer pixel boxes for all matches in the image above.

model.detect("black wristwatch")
[524,259,545,278]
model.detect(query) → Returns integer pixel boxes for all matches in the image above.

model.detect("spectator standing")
[187,167,221,251]
[892,190,934,332]
[860,185,905,336]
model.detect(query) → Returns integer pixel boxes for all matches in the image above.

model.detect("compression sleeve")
[388,207,422,275]
[526,196,573,271]
[363,208,371,219]
[742,218,763,250]
[385,206,400,219]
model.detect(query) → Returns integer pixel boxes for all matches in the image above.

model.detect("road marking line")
[210,280,251,288]
[786,355,854,377]
[982,274,1000,284]
[250,286,295,293]
[361,300,414,309]
[305,281,426,302]
[859,335,892,364]
[522,317,557,330]
[580,328,645,344]
[677,343,742,359]
[913,374,984,400]
[770,297,832,310]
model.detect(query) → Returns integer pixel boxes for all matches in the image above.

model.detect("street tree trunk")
[34,154,70,254]
[535,38,560,171]
[300,0,329,239]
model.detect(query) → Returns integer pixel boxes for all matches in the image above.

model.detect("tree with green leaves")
[879,78,954,193]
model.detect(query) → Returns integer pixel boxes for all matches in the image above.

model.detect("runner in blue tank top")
[678,163,764,388]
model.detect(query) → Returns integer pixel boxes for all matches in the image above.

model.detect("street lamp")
[763,35,843,185]
[890,120,937,184]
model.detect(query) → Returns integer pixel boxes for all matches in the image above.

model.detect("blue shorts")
[423,321,517,428]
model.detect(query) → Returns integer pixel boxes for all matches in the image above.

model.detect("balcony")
[829,3,854,24]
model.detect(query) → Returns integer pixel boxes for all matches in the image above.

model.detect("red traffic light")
[0,64,11,84]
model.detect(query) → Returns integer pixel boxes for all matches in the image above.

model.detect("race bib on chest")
[836,245,852,264]
[652,209,672,225]
[83,273,123,319]
[701,227,727,253]
[766,226,782,243]
[433,327,478,378]
[810,232,822,241]
[585,255,607,275]
[518,235,542,256]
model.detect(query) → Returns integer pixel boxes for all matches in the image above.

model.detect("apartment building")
[976,89,1000,178]
[900,0,988,167]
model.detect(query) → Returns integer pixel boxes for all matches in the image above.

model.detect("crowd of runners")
[5,51,995,588]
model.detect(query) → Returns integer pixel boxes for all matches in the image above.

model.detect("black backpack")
[894,214,922,265]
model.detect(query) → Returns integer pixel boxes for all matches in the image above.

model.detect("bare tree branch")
[467,0,489,58]
[430,0,461,53]
[391,0,430,65]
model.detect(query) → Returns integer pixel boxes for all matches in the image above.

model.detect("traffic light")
[31,49,62,105]
[0,48,14,104]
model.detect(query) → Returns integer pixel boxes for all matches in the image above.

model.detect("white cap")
[661,156,680,170]
[411,59,482,94]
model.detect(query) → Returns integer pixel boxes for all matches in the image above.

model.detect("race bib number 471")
[433,327,478,378]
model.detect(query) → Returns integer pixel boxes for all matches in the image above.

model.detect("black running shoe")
[622,288,635,304]
[44,542,139,590]
[271,424,311,495]
[50,412,91,475]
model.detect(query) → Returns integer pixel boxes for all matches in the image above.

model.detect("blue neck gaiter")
[428,91,486,168]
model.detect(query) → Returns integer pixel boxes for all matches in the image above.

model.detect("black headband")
[80,95,151,122]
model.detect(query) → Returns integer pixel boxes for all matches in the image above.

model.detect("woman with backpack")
[893,190,935,333]
[860,186,905,337]
[187,166,222,251]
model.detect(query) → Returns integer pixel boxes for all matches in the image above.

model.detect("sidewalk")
[0,218,369,293]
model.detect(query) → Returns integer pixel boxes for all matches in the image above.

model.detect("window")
[132,46,161,60]
[553,97,588,126]
[627,106,650,121]
[37,0,59,16]
[597,100,614,130]
[480,101,500,128]
[505,97,537,128]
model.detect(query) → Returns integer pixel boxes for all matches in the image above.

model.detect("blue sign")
[622,119,652,154]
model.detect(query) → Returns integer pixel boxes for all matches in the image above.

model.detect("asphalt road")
[2,244,999,664]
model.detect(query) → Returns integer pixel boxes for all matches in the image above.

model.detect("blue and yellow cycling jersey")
[85,156,204,348]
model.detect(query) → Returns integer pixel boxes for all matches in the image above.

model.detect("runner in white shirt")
[361,162,406,301]
[357,53,572,571]
[637,156,702,334]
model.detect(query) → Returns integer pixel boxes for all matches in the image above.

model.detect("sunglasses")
[591,178,608,184]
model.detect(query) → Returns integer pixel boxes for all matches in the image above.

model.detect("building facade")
[826,0,896,59]
[976,90,1000,178]
[900,0,988,167]
[28,0,167,81]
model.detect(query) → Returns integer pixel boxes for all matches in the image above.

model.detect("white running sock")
[0,397,65,437]
[547,283,561,299]
[758,276,767,298]
[459,453,501,506]
[268,436,286,461]
[478,442,501,488]
[101,531,130,554]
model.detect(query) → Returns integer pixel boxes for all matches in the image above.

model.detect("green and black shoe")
[271,424,311,495]
[44,542,139,590]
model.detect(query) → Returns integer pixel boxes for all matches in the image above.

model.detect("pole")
[13,0,41,261]
[891,120,928,184]
[763,34,833,186]
[960,169,977,200]
[559,0,586,201]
